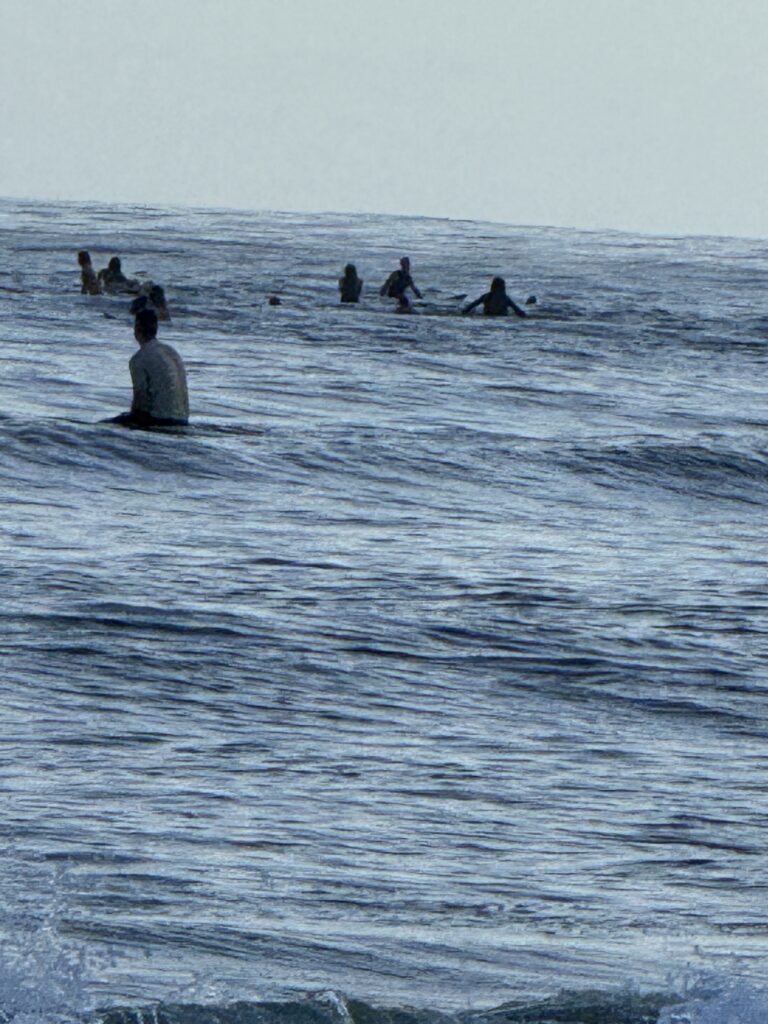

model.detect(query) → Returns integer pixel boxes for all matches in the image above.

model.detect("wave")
[560,441,768,504]
[49,983,753,1024]
[62,989,682,1024]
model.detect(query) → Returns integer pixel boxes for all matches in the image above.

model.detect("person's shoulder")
[158,340,185,361]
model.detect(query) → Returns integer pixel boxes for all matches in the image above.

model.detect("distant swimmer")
[108,308,189,427]
[268,295,282,306]
[78,251,102,295]
[339,263,363,303]
[380,256,422,310]
[462,277,527,318]
[98,256,141,295]
[130,283,170,321]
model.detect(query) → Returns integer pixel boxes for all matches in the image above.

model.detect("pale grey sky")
[1,0,766,237]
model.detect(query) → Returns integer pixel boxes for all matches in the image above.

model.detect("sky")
[1,0,767,237]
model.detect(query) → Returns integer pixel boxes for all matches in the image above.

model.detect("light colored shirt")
[129,338,189,422]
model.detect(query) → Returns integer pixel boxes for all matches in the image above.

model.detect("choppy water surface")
[2,198,768,1024]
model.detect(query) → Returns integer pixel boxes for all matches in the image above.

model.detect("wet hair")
[78,250,92,265]
[108,256,122,272]
[149,284,166,305]
[343,264,357,279]
[490,276,506,293]
[268,295,281,306]
[134,307,158,339]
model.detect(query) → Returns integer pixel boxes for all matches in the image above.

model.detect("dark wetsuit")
[463,291,527,317]
[339,274,363,303]
[99,267,141,295]
[381,269,421,301]
[80,264,101,295]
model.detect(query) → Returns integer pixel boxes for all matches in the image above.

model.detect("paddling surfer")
[462,277,527,317]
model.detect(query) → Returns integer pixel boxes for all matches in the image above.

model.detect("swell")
[89,990,676,1024]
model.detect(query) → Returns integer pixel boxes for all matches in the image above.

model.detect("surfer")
[462,277,527,317]
[77,251,102,295]
[339,263,363,303]
[130,283,170,321]
[98,256,141,295]
[108,308,189,427]
[380,256,422,309]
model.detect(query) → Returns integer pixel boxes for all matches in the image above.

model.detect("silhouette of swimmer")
[268,295,282,306]
[108,308,189,427]
[339,264,363,303]
[462,277,527,317]
[380,256,422,309]
[77,251,102,295]
[98,256,141,295]
[130,283,170,321]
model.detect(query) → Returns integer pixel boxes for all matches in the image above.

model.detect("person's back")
[130,338,189,423]
[482,289,510,316]
[380,256,421,306]
[382,268,407,298]
[463,276,526,318]
[78,250,101,295]
[99,256,141,295]
[107,308,188,426]
[339,263,363,303]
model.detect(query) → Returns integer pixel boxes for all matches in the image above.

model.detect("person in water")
[98,256,141,295]
[462,277,527,317]
[380,256,422,309]
[78,251,101,295]
[339,263,363,303]
[130,283,170,321]
[109,308,189,427]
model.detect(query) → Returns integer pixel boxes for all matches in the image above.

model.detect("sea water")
[1,198,768,1024]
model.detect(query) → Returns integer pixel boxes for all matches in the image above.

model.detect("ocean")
[1,197,767,1024]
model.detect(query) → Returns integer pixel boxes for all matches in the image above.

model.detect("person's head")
[343,263,357,279]
[134,307,158,345]
[490,276,505,294]
[400,256,410,271]
[77,250,92,267]
[268,295,281,306]
[108,256,122,273]
[149,284,166,306]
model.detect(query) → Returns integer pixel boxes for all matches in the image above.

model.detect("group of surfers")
[77,251,531,431]
[78,250,185,429]
[340,256,533,317]
[78,250,170,321]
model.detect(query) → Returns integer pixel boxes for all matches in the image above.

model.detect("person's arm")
[380,273,393,296]
[129,358,148,415]
[407,274,422,299]
[462,294,484,314]
[507,296,527,318]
